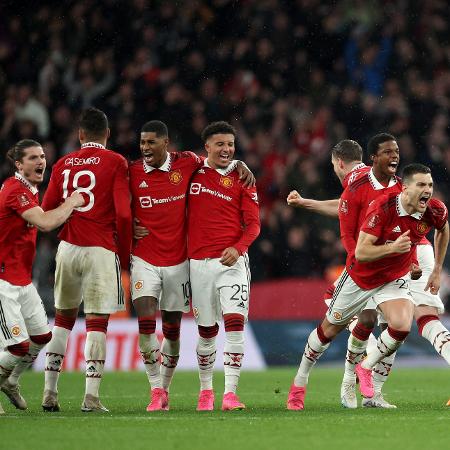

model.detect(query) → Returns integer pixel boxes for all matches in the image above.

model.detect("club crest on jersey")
[169,170,183,185]
[139,196,152,208]
[340,199,348,214]
[367,214,379,229]
[220,176,234,189]
[333,311,342,321]
[193,307,199,319]
[417,221,428,234]
[11,325,21,337]
[134,280,143,290]
[17,194,30,207]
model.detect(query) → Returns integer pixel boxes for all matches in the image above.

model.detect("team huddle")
[0,108,259,414]
[0,109,448,415]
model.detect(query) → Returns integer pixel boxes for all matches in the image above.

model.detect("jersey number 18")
[62,169,96,212]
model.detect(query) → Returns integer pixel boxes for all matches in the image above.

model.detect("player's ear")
[106,128,111,140]
[79,128,84,142]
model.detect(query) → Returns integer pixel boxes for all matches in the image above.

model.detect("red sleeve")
[360,200,386,238]
[113,159,132,270]
[234,186,260,255]
[338,187,361,254]
[430,199,448,230]
[41,166,61,211]
[6,187,39,215]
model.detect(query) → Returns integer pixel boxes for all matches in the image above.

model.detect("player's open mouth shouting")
[387,160,398,174]
[418,193,430,208]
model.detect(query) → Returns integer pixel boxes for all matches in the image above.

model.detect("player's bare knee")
[56,307,78,318]
[320,318,344,340]
[357,309,377,329]
[161,310,182,325]
[134,296,158,317]
[388,312,413,332]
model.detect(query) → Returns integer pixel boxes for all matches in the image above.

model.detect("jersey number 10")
[62,169,96,212]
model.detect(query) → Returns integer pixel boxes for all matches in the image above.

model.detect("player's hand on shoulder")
[133,217,149,239]
[236,161,256,188]
[67,191,85,208]
[220,247,240,266]
[287,190,305,207]
[410,263,422,280]
[391,230,411,254]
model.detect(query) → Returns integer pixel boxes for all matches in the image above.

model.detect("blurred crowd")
[1,0,449,308]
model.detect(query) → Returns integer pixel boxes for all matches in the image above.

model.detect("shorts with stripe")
[0,279,49,347]
[324,269,378,311]
[326,269,413,325]
[54,241,125,314]
[130,256,190,313]
[190,254,251,327]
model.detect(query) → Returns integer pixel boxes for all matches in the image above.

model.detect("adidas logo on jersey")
[392,226,401,233]
[237,301,246,308]
[139,180,148,188]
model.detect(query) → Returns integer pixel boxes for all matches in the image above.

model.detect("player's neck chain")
[81,142,106,149]
[15,172,38,194]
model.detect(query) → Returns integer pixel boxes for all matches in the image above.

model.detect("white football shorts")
[326,269,413,325]
[54,241,125,314]
[130,256,190,313]
[190,254,251,327]
[0,279,49,347]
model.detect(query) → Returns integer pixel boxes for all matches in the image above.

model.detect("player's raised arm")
[113,159,132,270]
[287,190,339,217]
[20,191,84,232]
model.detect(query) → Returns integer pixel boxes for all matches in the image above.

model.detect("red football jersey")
[187,162,260,259]
[348,194,448,289]
[341,163,369,189]
[338,169,402,258]
[42,143,132,269]
[0,174,40,285]
[130,151,202,266]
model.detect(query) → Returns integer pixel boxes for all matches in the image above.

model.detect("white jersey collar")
[351,162,367,172]
[368,168,398,190]
[203,159,237,175]
[15,172,38,195]
[143,152,171,173]
[81,142,106,149]
[396,194,423,219]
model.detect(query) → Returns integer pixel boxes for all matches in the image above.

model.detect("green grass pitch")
[0,368,448,450]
